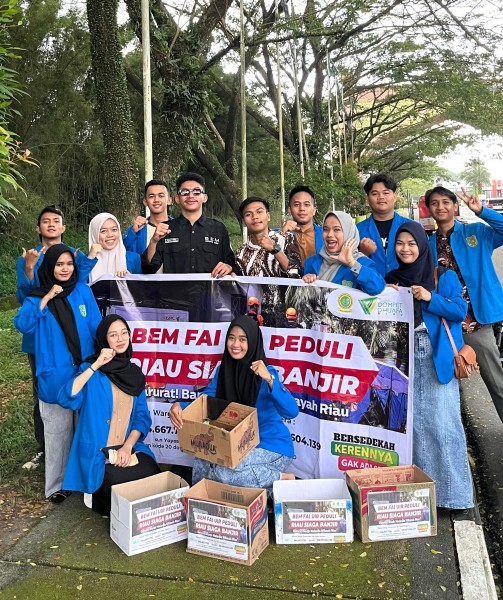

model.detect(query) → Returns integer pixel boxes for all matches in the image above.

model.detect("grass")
[0,308,37,481]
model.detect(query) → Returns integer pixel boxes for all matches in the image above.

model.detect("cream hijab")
[318,211,365,281]
[88,213,128,283]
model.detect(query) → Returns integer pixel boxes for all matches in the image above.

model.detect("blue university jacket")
[357,212,413,276]
[123,218,173,254]
[421,269,467,384]
[57,366,154,493]
[429,207,503,325]
[16,245,97,354]
[14,284,101,403]
[303,254,386,296]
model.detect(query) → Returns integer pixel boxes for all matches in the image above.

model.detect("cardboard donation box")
[177,395,259,468]
[346,465,437,543]
[273,478,353,544]
[111,472,189,556]
[184,479,268,566]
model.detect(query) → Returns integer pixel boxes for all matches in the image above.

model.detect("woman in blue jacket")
[14,244,101,503]
[303,211,385,295]
[169,315,299,493]
[88,213,141,283]
[385,221,473,510]
[57,314,159,515]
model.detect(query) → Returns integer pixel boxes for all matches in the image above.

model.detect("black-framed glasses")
[178,188,204,197]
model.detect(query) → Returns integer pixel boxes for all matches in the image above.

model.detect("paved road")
[460,235,503,591]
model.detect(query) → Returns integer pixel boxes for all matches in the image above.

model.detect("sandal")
[49,490,72,504]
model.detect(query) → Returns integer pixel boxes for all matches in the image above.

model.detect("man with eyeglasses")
[141,172,237,277]
[16,205,97,471]
[123,179,173,254]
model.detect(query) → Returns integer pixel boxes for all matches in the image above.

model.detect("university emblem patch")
[466,235,478,247]
[79,305,87,317]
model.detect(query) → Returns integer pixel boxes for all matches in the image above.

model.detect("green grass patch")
[0,309,36,480]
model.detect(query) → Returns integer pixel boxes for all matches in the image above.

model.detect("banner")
[91,274,414,478]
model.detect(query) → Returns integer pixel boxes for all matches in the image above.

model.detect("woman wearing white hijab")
[88,213,141,283]
[303,211,385,295]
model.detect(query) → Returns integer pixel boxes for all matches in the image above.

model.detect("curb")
[454,519,498,599]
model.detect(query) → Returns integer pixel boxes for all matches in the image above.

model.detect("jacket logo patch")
[79,305,87,317]
[164,237,179,244]
[466,235,478,247]
[204,236,220,245]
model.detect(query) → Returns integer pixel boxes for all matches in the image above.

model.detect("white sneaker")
[22,450,44,470]
[83,493,93,509]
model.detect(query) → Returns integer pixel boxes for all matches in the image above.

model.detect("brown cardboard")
[110,472,189,556]
[345,465,437,543]
[177,395,259,468]
[184,478,269,565]
[273,478,354,544]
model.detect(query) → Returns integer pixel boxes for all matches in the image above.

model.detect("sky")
[437,133,503,181]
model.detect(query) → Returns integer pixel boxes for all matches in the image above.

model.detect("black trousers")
[28,353,44,451]
[92,453,161,515]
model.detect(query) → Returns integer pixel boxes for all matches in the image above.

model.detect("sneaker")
[22,450,44,470]
[49,490,72,504]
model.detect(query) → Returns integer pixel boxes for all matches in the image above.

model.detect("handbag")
[434,267,479,379]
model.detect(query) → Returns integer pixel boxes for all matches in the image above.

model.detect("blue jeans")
[192,447,292,495]
[413,331,473,509]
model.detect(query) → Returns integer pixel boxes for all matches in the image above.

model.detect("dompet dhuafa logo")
[358,297,378,315]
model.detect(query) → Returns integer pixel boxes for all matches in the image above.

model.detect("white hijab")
[88,213,127,283]
[318,211,365,282]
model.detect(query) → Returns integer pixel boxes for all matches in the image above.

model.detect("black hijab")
[385,221,436,328]
[85,314,145,397]
[215,315,268,408]
[29,243,82,365]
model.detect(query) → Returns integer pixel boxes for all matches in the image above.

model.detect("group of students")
[17,168,503,515]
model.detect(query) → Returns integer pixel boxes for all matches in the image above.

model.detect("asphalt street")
[460,238,503,592]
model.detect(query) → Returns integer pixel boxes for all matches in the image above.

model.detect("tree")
[86,0,139,223]
[0,0,36,220]
[8,1,106,226]
[460,158,491,195]
[116,1,503,207]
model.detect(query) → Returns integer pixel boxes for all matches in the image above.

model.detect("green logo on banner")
[359,297,378,315]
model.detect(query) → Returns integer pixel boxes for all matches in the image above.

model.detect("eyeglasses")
[178,188,204,197]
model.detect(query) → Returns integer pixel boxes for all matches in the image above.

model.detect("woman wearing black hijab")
[56,314,160,515]
[385,221,473,510]
[169,315,299,492]
[14,244,101,503]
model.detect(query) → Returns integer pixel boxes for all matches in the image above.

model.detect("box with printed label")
[346,465,437,543]
[110,472,189,556]
[184,478,268,566]
[177,395,259,469]
[273,478,353,544]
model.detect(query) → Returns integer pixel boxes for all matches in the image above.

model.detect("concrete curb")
[454,520,498,600]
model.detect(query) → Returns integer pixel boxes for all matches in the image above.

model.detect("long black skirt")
[92,452,161,515]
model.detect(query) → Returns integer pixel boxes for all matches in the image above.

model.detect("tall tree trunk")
[86,0,139,223]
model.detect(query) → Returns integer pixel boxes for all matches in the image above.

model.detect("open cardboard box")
[273,478,353,544]
[184,478,268,566]
[346,465,437,543]
[177,395,259,468]
[110,471,189,556]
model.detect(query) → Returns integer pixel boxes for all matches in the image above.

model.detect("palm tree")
[460,158,491,195]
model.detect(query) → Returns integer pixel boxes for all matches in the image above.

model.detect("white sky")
[437,132,503,181]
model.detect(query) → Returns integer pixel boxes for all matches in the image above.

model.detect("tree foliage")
[111,0,503,218]
[460,158,492,195]
[0,0,36,221]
